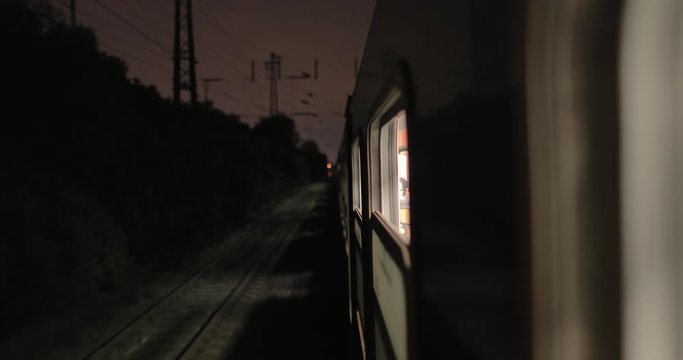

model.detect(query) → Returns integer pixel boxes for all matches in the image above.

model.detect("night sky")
[67,0,375,159]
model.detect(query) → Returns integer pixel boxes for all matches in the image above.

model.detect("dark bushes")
[0,0,326,337]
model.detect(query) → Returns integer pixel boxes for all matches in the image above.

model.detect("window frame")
[352,137,363,213]
[369,88,411,243]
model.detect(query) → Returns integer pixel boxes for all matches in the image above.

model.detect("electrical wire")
[97,29,170,59]
[99,45,168,76]
[92,0,170,55]
[81,0,348,139]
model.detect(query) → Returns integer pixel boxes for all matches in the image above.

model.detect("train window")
[379,110,410,241]
[352,138,362,211]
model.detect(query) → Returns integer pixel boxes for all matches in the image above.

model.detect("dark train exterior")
[337,1,683,359]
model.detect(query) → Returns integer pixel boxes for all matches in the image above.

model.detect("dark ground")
[228,185,353,360]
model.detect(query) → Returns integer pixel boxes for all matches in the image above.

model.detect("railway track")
[81,184,325,360]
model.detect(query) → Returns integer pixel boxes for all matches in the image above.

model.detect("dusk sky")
[65,0,375,159]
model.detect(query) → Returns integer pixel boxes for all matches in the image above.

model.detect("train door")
[349,135,368,357]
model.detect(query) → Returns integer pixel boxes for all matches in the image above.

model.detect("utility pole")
[202,78,222,103]
[173,0,198,106]
[264,52,282,116]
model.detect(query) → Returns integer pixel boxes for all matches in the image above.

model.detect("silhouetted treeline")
[0,1,327,338]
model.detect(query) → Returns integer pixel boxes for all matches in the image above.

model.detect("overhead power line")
[93,0,170,55]
[96,29,169,59]
[99,45,168,75]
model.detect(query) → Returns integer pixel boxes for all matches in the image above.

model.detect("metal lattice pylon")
[173,0,197,106]
[264,52,282,116]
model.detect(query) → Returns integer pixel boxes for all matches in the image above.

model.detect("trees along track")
[81,184,326,360]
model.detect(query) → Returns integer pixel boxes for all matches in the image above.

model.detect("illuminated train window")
[352,138,362,212]
[379,110,410,241]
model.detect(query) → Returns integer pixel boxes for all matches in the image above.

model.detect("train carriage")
[337,0,683,359]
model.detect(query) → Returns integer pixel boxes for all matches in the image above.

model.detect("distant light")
[326,163,333,169]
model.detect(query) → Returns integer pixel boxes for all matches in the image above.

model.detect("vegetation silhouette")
[0,0,327,339]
